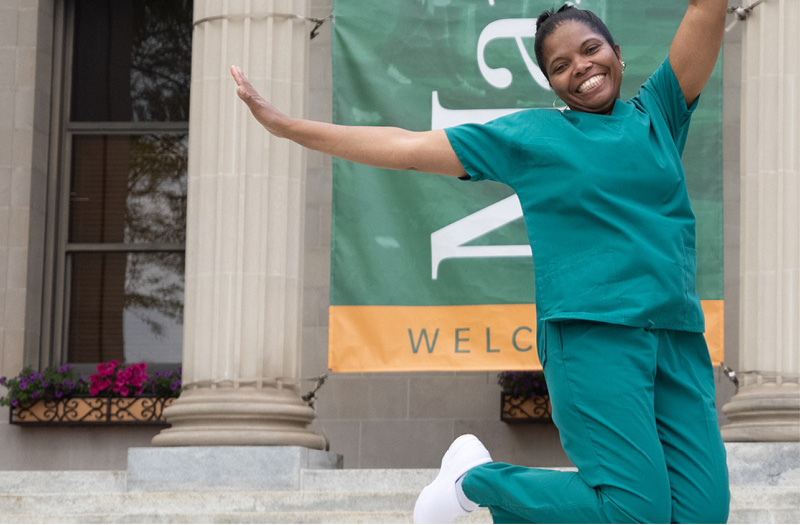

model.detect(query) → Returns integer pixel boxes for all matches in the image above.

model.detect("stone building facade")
[0,0,796,472]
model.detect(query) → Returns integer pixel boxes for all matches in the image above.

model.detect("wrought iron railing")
[501,393,552,423]
[9,397,175,426]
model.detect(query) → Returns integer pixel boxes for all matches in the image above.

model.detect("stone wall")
[0,0,742,470]
[0,0,53,381]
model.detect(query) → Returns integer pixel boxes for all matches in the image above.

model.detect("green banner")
[330,0,723,371]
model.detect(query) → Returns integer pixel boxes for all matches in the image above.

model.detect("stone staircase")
[0,469,797,523]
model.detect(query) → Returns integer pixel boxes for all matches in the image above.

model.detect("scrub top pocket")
[536,248,624,322]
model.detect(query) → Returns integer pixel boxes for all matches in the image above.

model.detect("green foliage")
[497,370,548,398]
[0,365,88,407]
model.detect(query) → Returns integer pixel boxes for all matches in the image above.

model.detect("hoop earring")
[621,60,626,72]
[553,98,562,109]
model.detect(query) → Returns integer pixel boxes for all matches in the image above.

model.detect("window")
[47,0,192,366]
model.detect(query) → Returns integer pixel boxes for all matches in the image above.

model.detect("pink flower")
[90,373,112,396]
[97,361,120,377]
[88,361,150,397]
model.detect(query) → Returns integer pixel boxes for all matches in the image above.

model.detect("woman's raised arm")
[669,0,728,107]
[231,66,467,178]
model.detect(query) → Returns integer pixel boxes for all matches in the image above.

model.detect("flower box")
[501,393,553,423]
[1,361,182,427]
[9,397,175,427]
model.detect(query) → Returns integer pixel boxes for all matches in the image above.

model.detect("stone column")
[721,0,800,442]
[153,0,326,449]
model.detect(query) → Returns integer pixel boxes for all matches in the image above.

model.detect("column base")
[721,384,800,442]
[726,442,800,485]
[152,386,328,449]
[127,446,342,492]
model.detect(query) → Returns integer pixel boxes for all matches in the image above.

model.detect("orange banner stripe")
[329,301,724,372]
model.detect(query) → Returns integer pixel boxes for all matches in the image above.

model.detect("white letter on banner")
[431,195,531,279]
[430,92,522,129]
[477,19,551,90]
[429,93,532,280]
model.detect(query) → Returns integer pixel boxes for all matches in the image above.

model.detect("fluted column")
[153,0,326,448]
[722,0,800,441]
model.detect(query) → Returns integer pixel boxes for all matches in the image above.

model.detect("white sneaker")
[413,434,493,524]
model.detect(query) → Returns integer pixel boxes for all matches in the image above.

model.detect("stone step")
[728,485,800,524]
[0,491,421,515]
[0,485,796,511]
[0,511,489,524]
[0,470,126,494]
[300,467,578,492]
[0,470,797,523]
[300,468,436,492]
[0,510,493,524]
[0,501,798,524]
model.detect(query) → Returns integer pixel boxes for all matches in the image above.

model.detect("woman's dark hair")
[534,5,616,80]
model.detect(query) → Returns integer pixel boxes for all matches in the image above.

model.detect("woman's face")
[542,20,623,115]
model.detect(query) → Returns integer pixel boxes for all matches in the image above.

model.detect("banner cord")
[194,13,333,39]
[725,0,767,32]
[720,362,740,394]
[302,369,331,408]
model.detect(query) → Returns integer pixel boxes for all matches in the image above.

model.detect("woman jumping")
[232,1,730,522]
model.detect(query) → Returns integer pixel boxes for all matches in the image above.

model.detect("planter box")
[9,397,175,427]
[501,393,552,423]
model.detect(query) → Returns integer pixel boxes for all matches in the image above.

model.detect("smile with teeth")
[577,74,606,93]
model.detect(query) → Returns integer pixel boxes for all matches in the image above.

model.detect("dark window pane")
[67,252,184,364]
[71,0,192,122]
[69,134,188,244]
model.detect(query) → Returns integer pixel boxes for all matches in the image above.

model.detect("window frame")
[41,0,189,372]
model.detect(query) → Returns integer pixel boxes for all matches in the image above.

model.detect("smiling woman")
[232,1,730,522]
[541,22,623,114]
[534,6,623,115]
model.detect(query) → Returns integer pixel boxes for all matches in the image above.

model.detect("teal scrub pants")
[462,321,730,523]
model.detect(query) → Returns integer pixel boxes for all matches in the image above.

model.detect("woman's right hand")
[230,65,466,178]
[231,65,291,138]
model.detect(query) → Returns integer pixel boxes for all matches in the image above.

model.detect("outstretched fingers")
[230,65,289,135]
[231,65,256,102]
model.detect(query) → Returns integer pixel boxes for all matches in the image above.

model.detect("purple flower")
[57,365,72,373]
[170,380,181,391]
[0,377,5,385]
[32,390,40,399]
[42,382,50,388]
[55,390,64,398]
[19,381,27,391]
[11,399,18,407]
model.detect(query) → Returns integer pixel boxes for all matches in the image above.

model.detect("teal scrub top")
[445,56,705,333]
